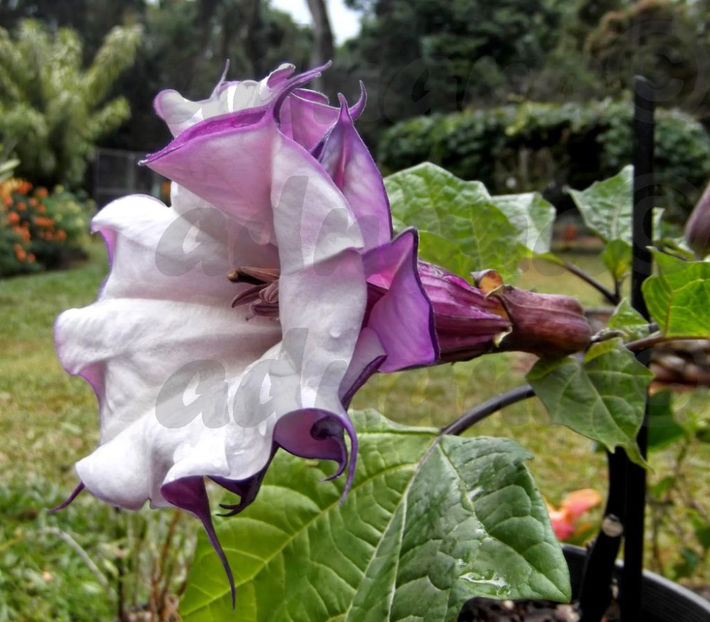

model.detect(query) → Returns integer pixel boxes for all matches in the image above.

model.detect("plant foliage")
[0,19,141,188]
[180,411,569,621]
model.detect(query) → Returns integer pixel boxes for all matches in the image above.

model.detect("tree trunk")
[306,0,334,90]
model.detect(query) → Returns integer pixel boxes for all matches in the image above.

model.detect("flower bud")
[475,270,591,357]
[685,181,710,257]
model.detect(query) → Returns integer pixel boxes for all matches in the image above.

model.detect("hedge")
[377,101,710,222]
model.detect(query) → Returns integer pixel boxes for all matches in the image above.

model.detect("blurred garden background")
[1,1,709,620]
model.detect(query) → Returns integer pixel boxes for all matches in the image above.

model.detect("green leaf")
[385,163,524,280]
[491,192,556,254]
[647,389,685,451]
[569,165,633,243]
[642,251,710,337]
[601,239,632,283]
[606,299,650,340]
[526,339,653,465]
[180,411,570,621]
[418,232,478,277]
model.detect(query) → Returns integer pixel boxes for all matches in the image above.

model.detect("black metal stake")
[620,74,654,622]
[578,77,654,622]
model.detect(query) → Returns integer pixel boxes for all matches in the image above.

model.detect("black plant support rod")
[621,74,654,621]
[578,76,655,622]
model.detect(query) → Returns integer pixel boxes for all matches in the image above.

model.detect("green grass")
[0,242,707,620]
[0,242,196,621]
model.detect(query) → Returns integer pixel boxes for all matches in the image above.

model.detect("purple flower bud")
[473,270,592,357]
[685,181,710,257]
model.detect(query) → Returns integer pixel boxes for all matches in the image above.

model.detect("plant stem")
[625,333,702,352]
[41,527,112,591]
[441,384,536,436]
[563,261,620,305]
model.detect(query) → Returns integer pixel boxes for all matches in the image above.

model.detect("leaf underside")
[385,163,554,281]
[527,339,652,466]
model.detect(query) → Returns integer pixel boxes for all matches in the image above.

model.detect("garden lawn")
[0,242,707,621]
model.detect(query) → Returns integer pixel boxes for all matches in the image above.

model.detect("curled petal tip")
[349,81,367,119]
[50,482,85,513]
[162,478,235,606]
[213,59,231,93]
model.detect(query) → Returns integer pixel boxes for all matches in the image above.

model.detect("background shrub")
[0,180,93,277]
[378,100,710,222]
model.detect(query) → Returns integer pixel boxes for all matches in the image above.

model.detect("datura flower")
[54,63,438,599]
[54,63,590,600]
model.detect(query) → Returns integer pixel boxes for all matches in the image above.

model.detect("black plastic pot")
[458,545,710,621]
[564,544,710,622]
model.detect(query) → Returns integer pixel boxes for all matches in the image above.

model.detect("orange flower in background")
[35,187,48,198]
[55,229,67,241]
[546,489,602,540]
[37,204,46,213]
[8,212,19,224]
[3,196,11,207]
[34,216,54,228]
[17,181,32,195]
[14,244,27,261]
[16,202,26,211]
[29,197,38,207]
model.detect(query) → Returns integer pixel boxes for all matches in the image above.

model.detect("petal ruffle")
[154,62,327,137]
[316,94,392,250]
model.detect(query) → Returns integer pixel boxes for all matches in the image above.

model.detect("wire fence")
[93,147,168,208]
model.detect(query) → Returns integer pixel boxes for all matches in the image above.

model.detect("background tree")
[106,0,314,151]
[585,0,706,114]
[338,0,563,144]
[0,19,142,187]
[305,0,334,91]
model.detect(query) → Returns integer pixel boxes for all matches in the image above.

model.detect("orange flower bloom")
[16,202,26,211]
[546,489,602,541]
[35,216,54,228]
[37,204,46,213]
[8,212,19,224]
[35,187,49,198]
[2,196,11,207]
[56,229,67,241]
[29,197,38,207]
[14,244,27,261]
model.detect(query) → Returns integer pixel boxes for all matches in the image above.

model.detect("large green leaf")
[180,411,570,621]
[384,163,525,280]
[526,339,652,465]
[642,251,710,337]
[491,192,556,254]
[569,165,633,243]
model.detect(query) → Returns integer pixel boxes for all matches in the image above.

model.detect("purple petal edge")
[273,409,358,501]
[363,229,438,371]
[341,353,387,409]
[211,451,275,517]
[161,477,236,608]
[49,482,85,513]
